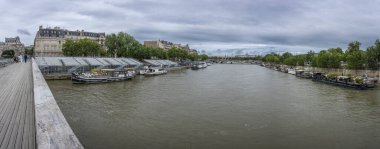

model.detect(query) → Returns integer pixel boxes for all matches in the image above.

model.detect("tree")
[1,50,15,58]
[346,50,366,70]
[345,42,366,70]
[281,52,293,62]
[284,56,297,66]
[198,54,209,60]
[366,39,380,70]
[62,39,104,57]
[25,47,34,56]
[347,41,361,53]
[263,53,280,63]
[105,32,141,57]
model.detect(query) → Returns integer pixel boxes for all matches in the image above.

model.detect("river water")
[47,64,380,149]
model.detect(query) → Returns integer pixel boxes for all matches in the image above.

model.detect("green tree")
[347,41,361,53]
[305,50,315,62]
[281,52,293,62]
[366,39,380,70]
[25,47,34,56]
[284,56,297,66]
[105,32,141,57]
[263,53,280,63]
[1,50,15,58]
[346,50,366,70]
[198,54,209,60]
[345,41,366,70]
[62,39,104,57]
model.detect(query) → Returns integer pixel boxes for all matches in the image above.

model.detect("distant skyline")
[1,0,380,52]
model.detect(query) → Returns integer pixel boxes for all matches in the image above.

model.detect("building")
[0,36,24,56]
[144,40,198,54]
[144,40,181,50]
[34,26,106,57]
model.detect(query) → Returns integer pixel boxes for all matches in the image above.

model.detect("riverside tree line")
[231,41,379,70]
[62,32,208,61]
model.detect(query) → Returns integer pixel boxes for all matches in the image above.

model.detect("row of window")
[40,29,103,37]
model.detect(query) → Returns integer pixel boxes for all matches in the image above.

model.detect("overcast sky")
[1,0,380,52]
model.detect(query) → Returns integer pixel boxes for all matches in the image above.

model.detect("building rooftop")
[38,26,105,38]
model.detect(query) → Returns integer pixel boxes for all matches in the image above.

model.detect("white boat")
[203,63,208,68]
[288,68,296,75]
[199,62,208,68]
[144,68,167,76]
[138,66,149,75]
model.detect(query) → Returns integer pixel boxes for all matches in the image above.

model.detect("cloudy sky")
[1,0,380,53]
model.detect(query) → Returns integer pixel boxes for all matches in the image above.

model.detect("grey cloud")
[1,0,380,51]
[17,29,31,36]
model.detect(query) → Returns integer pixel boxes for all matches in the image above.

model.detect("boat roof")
[337,76,350,79]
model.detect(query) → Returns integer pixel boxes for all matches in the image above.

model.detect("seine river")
[48,64,380,149]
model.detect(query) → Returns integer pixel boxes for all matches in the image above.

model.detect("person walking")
[24,54,27,63]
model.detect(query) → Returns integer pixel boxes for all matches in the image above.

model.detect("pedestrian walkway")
[0,62,35,149]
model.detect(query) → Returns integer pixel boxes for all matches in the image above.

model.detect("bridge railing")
[32,58,84,149]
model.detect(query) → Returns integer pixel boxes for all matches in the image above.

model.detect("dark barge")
[71,69,134,84]
[311,72,375,90]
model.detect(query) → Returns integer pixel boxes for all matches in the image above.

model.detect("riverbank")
[260,63,379,87]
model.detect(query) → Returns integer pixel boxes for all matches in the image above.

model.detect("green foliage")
[314,48,344,68]
[346,50,366,69]
[263,53,280,63]
[104,32,205,61]
[366,39,380,70]
[168,47,189,60]
[25,47,34,55]
[305,50,315,63]
[62,39,105,57]
[353,77,364,84]
[284,56,297,66]
[105,32,141,57]
[281,52,293,62]
[347,41,361,53]
[198,54,209,60]
[327,73,339,80]
[1,50,15,58]
[344,42,366,69]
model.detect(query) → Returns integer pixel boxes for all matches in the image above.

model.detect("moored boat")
[312,73,370,90]
[288,68,296,75]
[71,69,134,84]
[144,68,167,76]
[295,70,313,79]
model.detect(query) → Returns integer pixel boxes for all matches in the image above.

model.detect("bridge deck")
[0,62,35,149]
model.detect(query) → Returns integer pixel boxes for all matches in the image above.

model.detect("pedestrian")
[24,54,27,63]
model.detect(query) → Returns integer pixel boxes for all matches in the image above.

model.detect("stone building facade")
[144,40,181,50]
[0,36,24,56]
[34,26,106,57]
[144,40,198,54]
